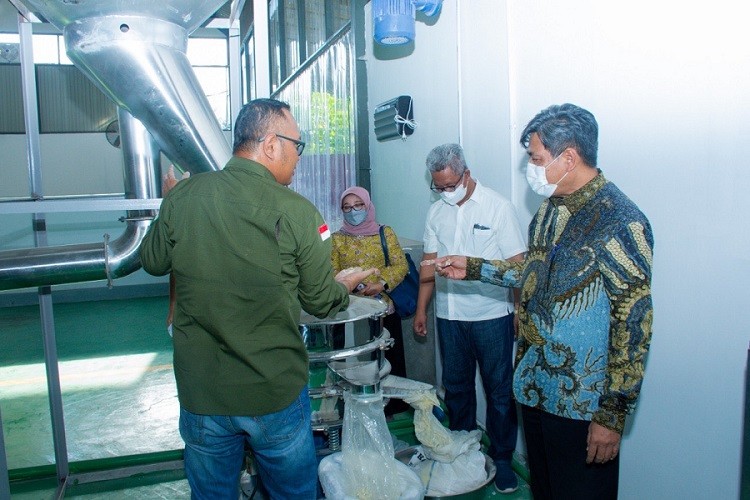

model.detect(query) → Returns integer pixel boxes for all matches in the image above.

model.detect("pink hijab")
[339,186,381,236]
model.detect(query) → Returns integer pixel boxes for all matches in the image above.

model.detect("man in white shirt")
[413,143,526,494]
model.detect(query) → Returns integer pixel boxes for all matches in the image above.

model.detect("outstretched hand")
[335,267,380,293]
[430,255,468,280]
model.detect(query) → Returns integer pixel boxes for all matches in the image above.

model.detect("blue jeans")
[179,386,317,499]
[436,315,518,463]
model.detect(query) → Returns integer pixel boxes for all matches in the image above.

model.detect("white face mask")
[525,153,568,198]
[440,180,468,205]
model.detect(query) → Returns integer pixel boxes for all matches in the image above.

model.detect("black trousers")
[521,405,619,500]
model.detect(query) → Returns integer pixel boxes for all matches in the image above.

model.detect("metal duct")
[0,111,158,291]
[63,14,231,174]
[18,0,233,174]
[1,1,231,291]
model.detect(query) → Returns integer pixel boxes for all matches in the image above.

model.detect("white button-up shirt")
[423,180,526,321]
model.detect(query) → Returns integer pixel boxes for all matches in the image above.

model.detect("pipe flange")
[103,233,113,288]
[119,215,156,222]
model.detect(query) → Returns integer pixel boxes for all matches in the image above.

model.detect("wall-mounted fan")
[105,119,120,148]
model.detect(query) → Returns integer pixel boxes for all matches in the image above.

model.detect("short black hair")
[233,99,291,154]
[520,103,598,167]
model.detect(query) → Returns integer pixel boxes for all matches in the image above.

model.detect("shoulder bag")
[378,226,420,318]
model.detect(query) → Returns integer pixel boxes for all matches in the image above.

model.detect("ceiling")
[0,0,233,34]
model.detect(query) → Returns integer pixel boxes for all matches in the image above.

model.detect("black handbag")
[379,226,420,318]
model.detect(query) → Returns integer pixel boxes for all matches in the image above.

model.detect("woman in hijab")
[331,186,410,415]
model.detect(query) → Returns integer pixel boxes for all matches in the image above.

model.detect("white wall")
[365,3,460,241]
[367,1,750,498]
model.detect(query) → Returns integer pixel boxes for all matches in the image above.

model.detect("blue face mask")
[344,208,367,226]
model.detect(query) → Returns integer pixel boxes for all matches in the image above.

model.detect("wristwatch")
[381,280,389,291]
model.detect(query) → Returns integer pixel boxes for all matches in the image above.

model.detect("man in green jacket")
[140,98,375,499]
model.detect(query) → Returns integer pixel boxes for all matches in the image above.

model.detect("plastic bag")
[404,389,483,462]
[401,389,490,495]
[340,391,401,498]
[318,390,424,499]
[380,374,435,400]
[319,452,424,500]
[404,445,488,496]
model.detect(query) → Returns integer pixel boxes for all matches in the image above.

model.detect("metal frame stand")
[2,6,244,497]
[17,12,71,498]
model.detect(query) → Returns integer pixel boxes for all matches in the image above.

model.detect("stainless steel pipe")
[0,112,157,290]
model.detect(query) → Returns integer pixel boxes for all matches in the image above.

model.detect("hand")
[412,310,428,337]
[335,267,379,293]
[360,282,385,297]
[162,164,190,197]
[433,255,467,280]
[586,422,621,464]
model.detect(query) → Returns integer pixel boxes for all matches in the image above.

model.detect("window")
[243,34,256,102]
[273,30,355,230]
[240,0,354,227]
[0,32,230,133]
[304,1,327,56]
[32,34,72,64]
[187,37,230,130]
[268,0,350,92]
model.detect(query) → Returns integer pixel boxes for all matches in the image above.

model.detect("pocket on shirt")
[470,228,493,255]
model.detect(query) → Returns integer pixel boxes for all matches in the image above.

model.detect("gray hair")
[233,98,291,154]
[425,143,468,177]
[519,103,598,167]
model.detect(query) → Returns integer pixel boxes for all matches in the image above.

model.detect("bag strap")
[378,225,391,266]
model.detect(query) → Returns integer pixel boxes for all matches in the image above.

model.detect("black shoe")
[494,461,518,494]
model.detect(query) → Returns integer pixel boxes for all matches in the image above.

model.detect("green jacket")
[140,157,349,415]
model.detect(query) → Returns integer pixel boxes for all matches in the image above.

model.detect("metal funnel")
[18,0,231,173]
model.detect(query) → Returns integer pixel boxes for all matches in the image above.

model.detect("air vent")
[0,44,20,64]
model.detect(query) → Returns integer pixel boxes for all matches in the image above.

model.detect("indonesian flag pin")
[318,223,331,241]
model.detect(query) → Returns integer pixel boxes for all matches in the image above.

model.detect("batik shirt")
[464,173,653,433]
[331,226,408,311]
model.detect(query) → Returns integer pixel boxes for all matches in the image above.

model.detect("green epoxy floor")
[1,295,532,498]
[2,296,184,498]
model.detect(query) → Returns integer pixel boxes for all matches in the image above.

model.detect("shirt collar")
[464,179,484,205]
[224,155,277,182]
[549,170,606,214]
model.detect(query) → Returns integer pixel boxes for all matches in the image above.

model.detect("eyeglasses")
[259,133,306,156]
[275,133,306,156]
[430,172,465,193]
[342,202,366,213]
